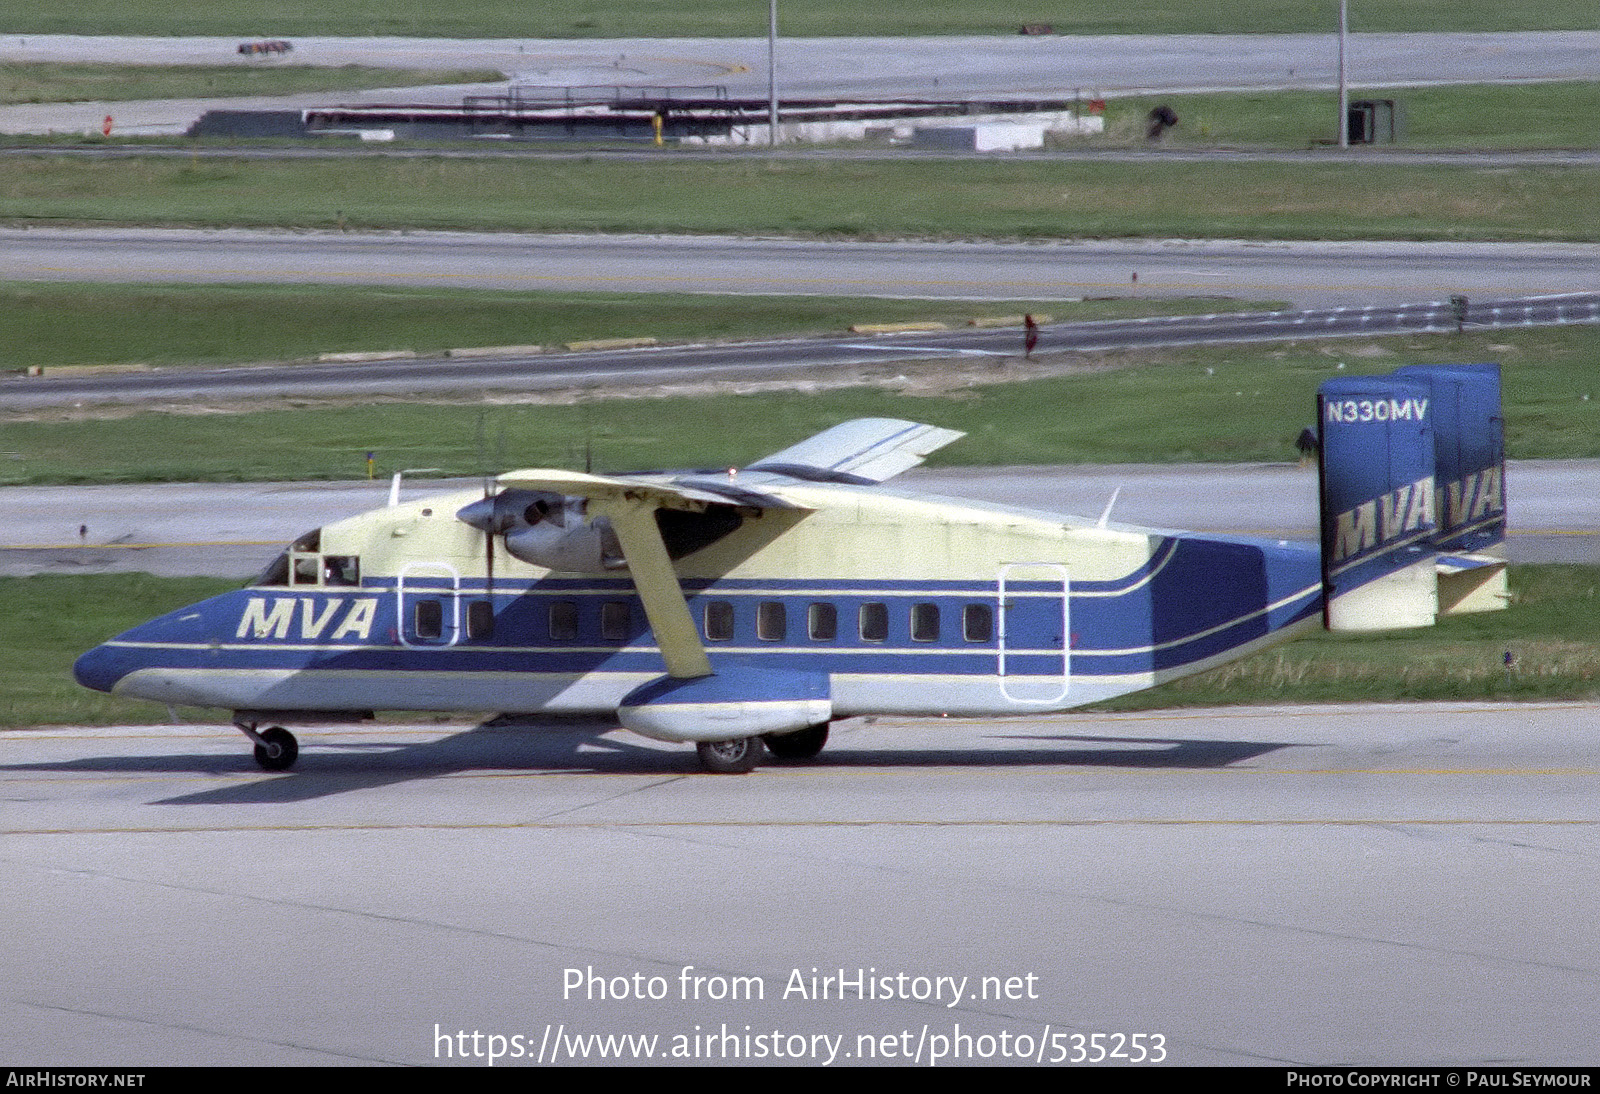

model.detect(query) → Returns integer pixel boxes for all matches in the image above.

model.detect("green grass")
[4,0,1594,37]
[1100,566,1600,710]
[9,566,1596,728]
[5,326,1597,484]
[4,154,1599,242]
[0,63,503,105]
[1110,82,1600,150]
[0,574,236,728]
[0,281,1257,371]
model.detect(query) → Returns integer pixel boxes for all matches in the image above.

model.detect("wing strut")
[590,496,713,680]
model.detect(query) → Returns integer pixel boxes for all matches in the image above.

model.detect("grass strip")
[0,63,503,105]
[4,0,1593,38]
[0,282,1251,371]
[3,155,1597,242]
[1108,82,1600,151]
[4,326,1597,484]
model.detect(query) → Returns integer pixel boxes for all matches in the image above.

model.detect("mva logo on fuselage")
[237,597,379,641]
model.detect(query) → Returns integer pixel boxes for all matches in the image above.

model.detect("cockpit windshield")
[250,528,360,588]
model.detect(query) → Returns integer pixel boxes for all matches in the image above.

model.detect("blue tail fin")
[1392,363,1509,615]
[1317,363,1508,630]
[1318,375,1439,630]
[1391,364,1506,554]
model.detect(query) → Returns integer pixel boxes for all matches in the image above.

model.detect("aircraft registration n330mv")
[75,365,1509,773]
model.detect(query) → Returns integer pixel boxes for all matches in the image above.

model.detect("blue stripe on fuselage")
[76,534,1324,692]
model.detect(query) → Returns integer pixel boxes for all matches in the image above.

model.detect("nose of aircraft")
[73,641,130,694]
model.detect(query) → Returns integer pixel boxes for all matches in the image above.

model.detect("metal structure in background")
[1347,98,1400,144]
[285,88,1082,144]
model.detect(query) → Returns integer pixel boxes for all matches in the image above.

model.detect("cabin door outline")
[997,562,1069,703]
[398,561,461,647]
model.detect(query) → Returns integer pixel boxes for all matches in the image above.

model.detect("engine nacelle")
[458,489,624,573]
[503,518,623,573]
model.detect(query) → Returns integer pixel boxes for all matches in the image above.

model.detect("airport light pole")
[768,0,779,145]
[1337,0,1349,148]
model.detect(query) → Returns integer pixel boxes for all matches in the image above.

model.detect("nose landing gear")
[235,721,300,771]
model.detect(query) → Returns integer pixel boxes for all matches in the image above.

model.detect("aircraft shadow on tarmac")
[4,722,1301,807]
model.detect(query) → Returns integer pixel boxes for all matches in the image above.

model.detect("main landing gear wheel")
[695,736,761,774]
[763,723,829,761]
[253,726,299,772]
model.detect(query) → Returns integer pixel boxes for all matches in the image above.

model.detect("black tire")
[253,726,299,771]
[763,723,829,761]
[696,736,760,774]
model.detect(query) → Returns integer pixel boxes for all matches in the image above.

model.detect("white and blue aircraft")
[74,364,1509,773]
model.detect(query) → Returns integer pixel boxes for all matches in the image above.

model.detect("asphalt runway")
[4,701,1598,1065]
[3,461,1594,578]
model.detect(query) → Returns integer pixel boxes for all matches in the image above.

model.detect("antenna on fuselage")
[1096,487,1122,529]
[390,468,443,507]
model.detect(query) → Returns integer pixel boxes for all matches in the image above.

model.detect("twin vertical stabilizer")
[1317,364,1507,631]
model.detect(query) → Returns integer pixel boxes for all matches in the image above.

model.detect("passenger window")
[705,600,734,641]
[415,599,443,640]
[912,602,939,642]
[601,601,631,641]
[549,600,579,641]
[757,601,786,641]
[964,604,994,642]
[807,602,837,641]
[859,602,888,642]
[466,600,494,640]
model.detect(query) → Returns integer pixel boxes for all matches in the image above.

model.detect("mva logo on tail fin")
[1318,363,1507,631]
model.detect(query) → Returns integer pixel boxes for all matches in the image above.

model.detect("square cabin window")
[911,602,940,642]
[964,604,994,643]
[859,602,889,642]
[414,599,443,640]
[601,601,631,642]
[705,600,734,641]
[757,601,787,641]
[548,600,579,642]
[807,602,837,641]
[466,599,494,640]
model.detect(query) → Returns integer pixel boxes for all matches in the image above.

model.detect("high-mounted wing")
[486,420,961,681]
[747,418,965,484]
[495,469,809,512]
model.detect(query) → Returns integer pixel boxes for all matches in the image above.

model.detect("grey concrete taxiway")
[2,461,1594,579]
[4,32,1600,135]
[0,457,1593,575]
[4,701,1599,1065]
[4,228,1598,312]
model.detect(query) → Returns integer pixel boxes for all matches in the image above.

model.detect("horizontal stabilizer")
[1434,553,1504,574]
[749,418,965,484]
[1436,553,1510,616]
